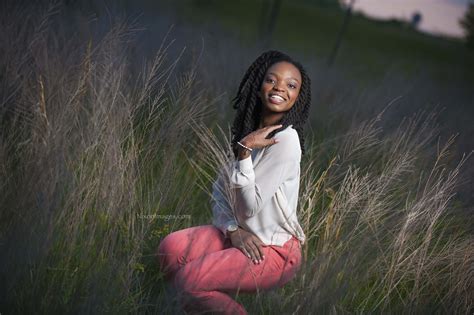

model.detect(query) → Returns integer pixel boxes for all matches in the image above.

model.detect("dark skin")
[230,61,302,264]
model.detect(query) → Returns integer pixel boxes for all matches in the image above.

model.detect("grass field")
[169,0,474,205]
[0,1,473,314]
[174,0,474,81]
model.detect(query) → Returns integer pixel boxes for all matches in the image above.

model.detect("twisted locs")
[231,50,312,159]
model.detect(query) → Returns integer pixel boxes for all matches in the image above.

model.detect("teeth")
[270,95,285,101]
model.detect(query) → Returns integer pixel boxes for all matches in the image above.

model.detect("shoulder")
[265,125,301,162]
[274,124,299,142]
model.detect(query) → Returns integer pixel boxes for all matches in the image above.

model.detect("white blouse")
[210,124,306,247]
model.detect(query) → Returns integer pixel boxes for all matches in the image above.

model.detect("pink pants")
[156,224,302,315]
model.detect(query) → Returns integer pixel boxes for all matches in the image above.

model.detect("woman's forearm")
[237,140,252,161]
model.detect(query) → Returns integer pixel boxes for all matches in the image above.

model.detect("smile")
[269,94,286,104]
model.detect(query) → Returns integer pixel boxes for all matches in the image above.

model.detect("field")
[0,0,473,314]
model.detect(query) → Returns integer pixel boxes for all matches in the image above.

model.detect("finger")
[263,124,282,134]
[265,138,279,147]
[269,124,283,131]
[232,238,249,257]
[253,240,265,261]
[247,242,261,264]
[241,242,256,262]
[240,245,251,259]
[250,239,264,262]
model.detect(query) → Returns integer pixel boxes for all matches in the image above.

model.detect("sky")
[342,0,473,38]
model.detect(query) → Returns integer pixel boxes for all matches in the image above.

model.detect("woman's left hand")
[229,227,265,264]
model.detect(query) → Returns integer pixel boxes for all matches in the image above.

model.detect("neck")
[259,111,284,129]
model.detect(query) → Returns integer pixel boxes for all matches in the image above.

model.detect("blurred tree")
[410,11,422,29]
[460,4,474,49]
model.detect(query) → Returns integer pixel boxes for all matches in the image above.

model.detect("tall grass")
[1,1,472,314]
[191,110,473,314]
[0,2,210,313]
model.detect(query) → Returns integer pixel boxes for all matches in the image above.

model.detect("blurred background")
[59,0,474,202]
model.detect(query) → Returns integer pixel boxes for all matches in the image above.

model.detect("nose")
[272,81,285,91]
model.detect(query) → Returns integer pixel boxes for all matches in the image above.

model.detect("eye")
[265,77,275,84]
[288,83,297,89]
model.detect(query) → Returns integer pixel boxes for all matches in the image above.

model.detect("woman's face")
[259,61,302,115]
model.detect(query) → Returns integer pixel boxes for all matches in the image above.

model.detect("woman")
[157,50,311,314]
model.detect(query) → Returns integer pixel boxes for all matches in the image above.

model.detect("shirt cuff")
[236,154,253,173]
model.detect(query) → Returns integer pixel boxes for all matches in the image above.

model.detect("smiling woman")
[156,50,312,315]
[259,61,302,128]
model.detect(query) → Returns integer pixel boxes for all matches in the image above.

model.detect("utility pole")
[260,0,282,49]
[327,0,355,66]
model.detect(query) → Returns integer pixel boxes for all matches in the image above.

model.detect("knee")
[174,266,195,293]
[174,269,207,312]
[174,267,248,315]
[174,262,211,296]
[156,232,181,274]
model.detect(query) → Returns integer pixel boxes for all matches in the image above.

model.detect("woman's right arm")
[211,123,282,233]
[211,169,238,236]
[211,168,266,264]
[230,125,300,218]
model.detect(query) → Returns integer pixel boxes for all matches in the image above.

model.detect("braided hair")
[231,50,312,159]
